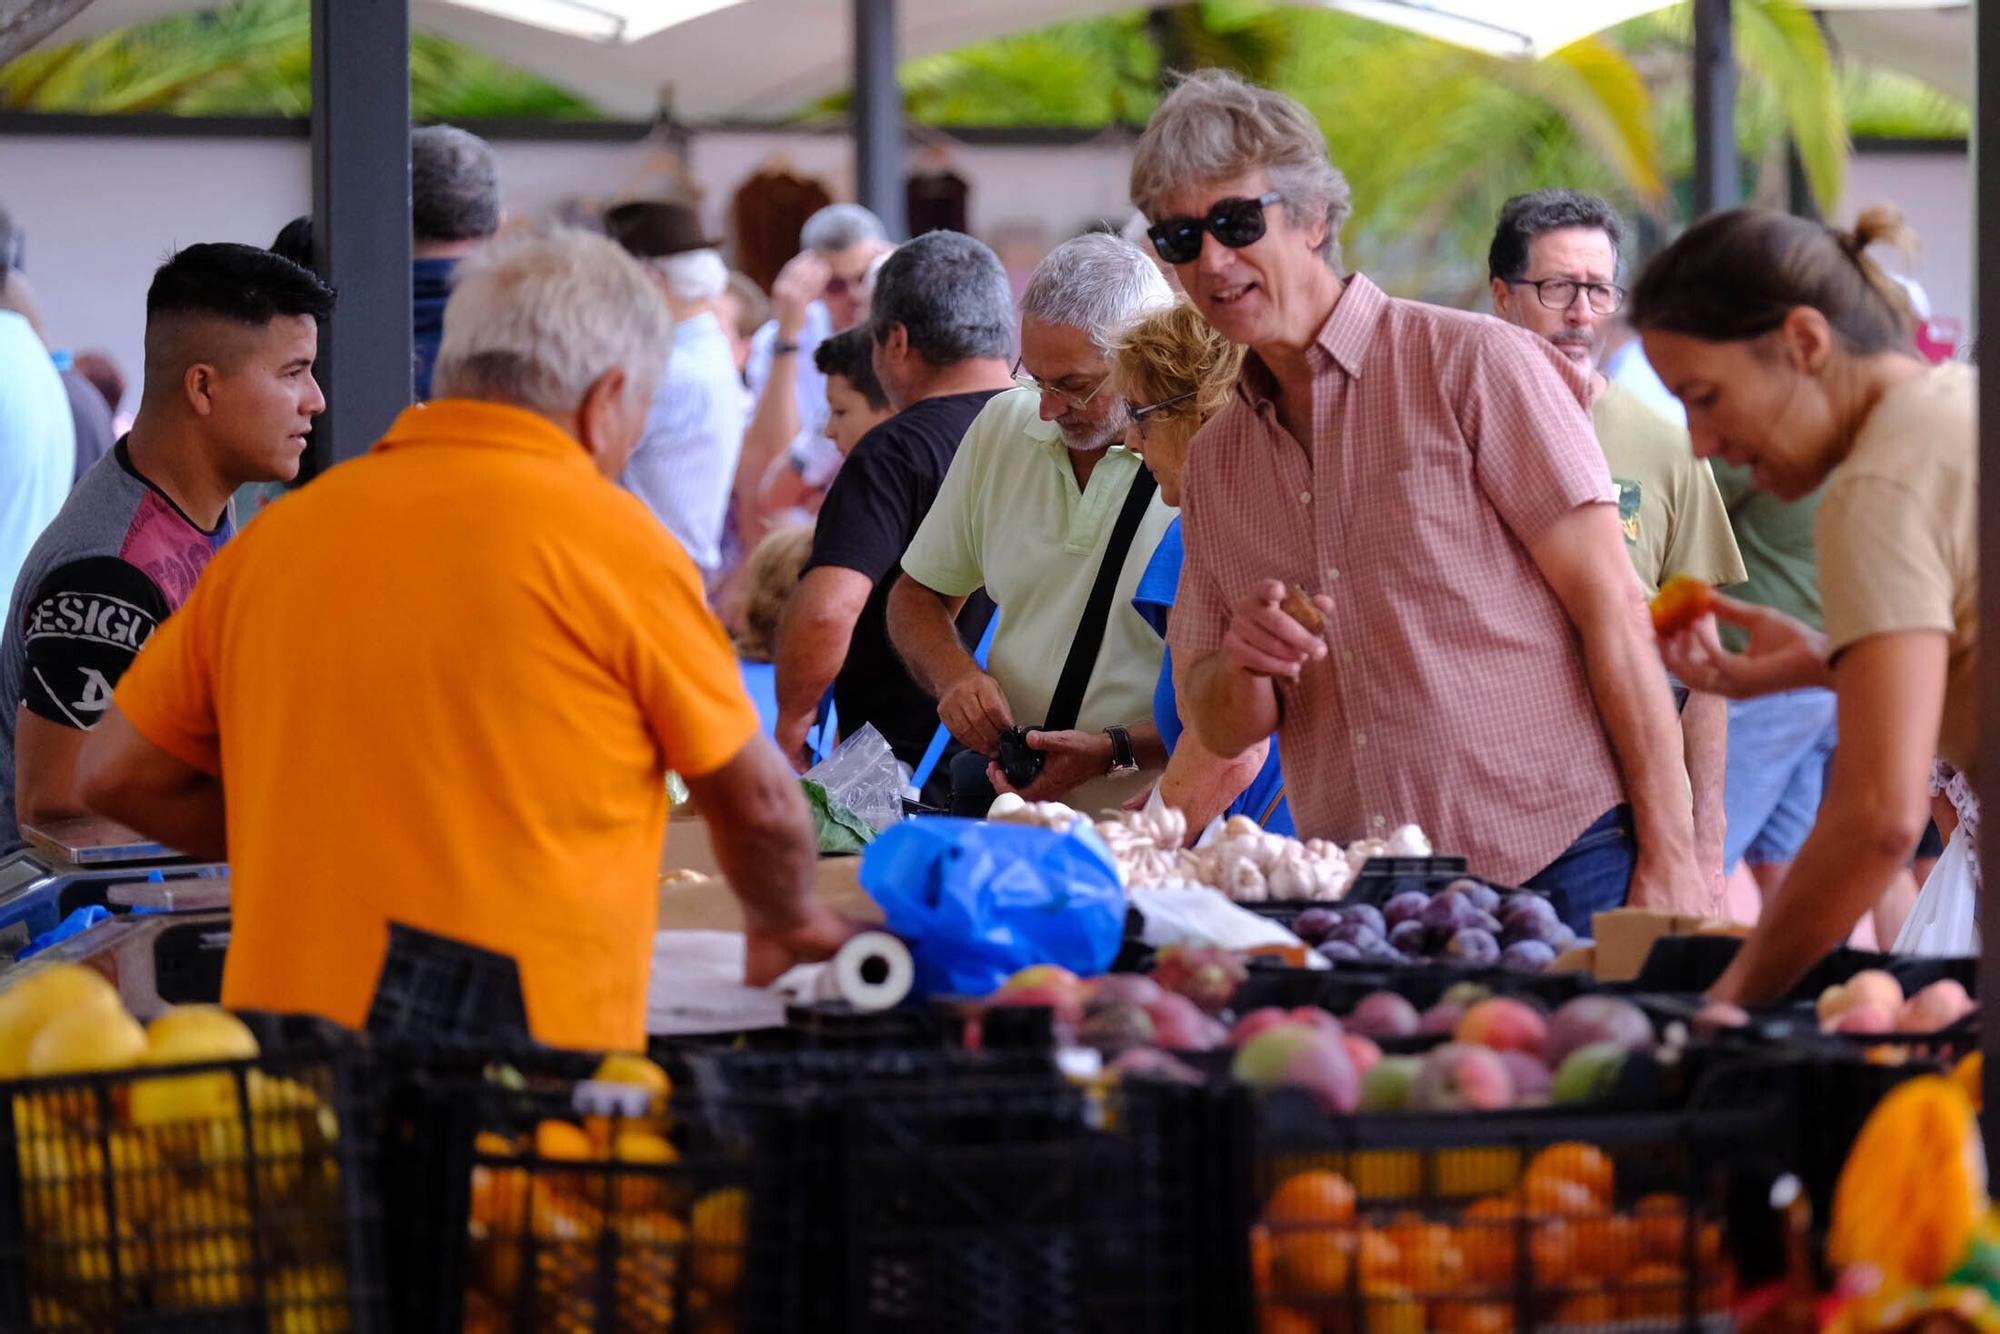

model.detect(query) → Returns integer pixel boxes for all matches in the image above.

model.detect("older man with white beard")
[888,233,1176,815]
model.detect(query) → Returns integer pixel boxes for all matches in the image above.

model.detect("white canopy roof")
[36,0,1973,119]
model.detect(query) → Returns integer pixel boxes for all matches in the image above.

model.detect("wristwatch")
[1104,726,1138,776]
[772,338,802,356]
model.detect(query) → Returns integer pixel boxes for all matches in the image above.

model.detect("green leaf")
[802,781,874,855]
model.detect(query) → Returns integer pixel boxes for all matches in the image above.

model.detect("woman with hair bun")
[1631,205,1978,1001]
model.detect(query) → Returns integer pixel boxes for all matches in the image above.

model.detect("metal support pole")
[308,0,412,476]
[1691,0,1738,217]
[854,0,906,240]
[1976,0,2000,1168]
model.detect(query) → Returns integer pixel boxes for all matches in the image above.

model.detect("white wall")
[0,124,1969,408]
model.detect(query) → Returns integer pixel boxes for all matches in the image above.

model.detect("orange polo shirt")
[114,400,758,1050]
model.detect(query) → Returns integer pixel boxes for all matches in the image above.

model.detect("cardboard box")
[1589,908,1750,982]
[656,852,881,932]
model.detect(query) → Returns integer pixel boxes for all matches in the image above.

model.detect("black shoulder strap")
[1043,464,1159,733]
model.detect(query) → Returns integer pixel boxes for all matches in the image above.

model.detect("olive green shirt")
[1709,460,1826,650]
[1817,362,1978,780]
[1590,381,1745,599]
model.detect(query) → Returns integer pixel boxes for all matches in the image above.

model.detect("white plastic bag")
[1128,884,1328,966]
[1895,821,1980,956]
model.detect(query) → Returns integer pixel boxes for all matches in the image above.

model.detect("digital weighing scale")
[0,816,230,1010]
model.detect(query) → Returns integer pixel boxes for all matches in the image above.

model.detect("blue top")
[1131,518,1293,833]
[411,257,457,400]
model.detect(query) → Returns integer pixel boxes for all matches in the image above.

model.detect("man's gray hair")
[654,249,730,305]
[868,231,1013,366]
[432,226,671,418]
[800,203,888,255]
[1129,69,1354,274]
[1020,233,1175,350]
[411,124,500,243]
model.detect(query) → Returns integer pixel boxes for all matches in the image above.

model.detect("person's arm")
[1661,594,1834,698]
[1154,732,1270,838]
[735,255,828,537]
[683,735,861,985]
[11,557,174,836]
[1681,690,1729,908]
[887,573,1013,756]
[1708,632,1947,1004]
[772,566,872,771]
[1180,579,1327,758]
[74,705,224,861]
[1527,503,1702,912]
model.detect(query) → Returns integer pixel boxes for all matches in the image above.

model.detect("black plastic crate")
[1630,936,1977,1002]
[1245,1091,1780,1333]
[676,1046,1216,1333]
[0,1040,386,1331]
[1232,959,1594,1018]
[379,1047,764,1334]
[365,922,533,1048]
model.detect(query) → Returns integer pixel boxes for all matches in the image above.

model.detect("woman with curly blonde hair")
[1110,300,1289,838]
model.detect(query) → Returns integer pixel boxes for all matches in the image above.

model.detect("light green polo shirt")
[1591,381,1747,599]
[902,387,1175,808]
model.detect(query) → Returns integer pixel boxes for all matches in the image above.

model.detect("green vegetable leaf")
[803,780,874,855]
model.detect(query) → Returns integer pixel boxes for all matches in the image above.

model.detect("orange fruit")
[1633,1192,1689,1261]
[1250,1223,1274,1295]
[1529,1218,1579,1285]
[1520,1174,1599,1219]
[1272,1230,1350,1299]
[1459,1196,1525,1288]
[1431,1299,1515,1334]
[1267,1170,1357,1228]
[1384,1216,1466,1293]
[1362,1282,1426,1334]
[1569,1212,1641,1281]
[1354,1228,1403,1286]
[533,1120,594,1161]
[1553,1292,1617,1324]
[1258,1305,1319,1334]
[1522,1142,1614,1208]
[1619,1261,1686,1319]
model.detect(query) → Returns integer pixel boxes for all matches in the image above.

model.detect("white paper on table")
[645,929,832,1035]
[1129,884,1327,966]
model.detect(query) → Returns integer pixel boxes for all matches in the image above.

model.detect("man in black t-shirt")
[774,231,1016,795]
[0,243,332,850]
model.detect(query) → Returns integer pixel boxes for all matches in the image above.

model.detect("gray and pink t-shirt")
[0,439,231,851]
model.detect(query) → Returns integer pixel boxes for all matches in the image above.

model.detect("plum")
[1316,940,1364,965]
[1344,904,1387,939]
[1500,941,1557,972]
[1549,924,1579,952]
[1388,920,1428,955]
[1329,920,1385,952]
[1467,910,1504,935]
[1361,941,1406,966]
[1383,891,1432,927]
[1498,894,1559,934]
[1444,928,1501,967]
[1346,991,1421,1040]
[1409,1042,1515,1111]
[1078,1002,1155,1056]
[1084,974,1163,1012]
[1359,1055,1422,1111]
[1421,894,1480,935]
[1231,1023,1360,1114]
[1291,907,1340,945]
[1544,996,1654,1067]
[1445,880,1501,914]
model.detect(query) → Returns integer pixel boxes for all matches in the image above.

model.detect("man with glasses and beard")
[1489,189,1745,899]
[889,234,1176,815]
[1128,71,1708,929]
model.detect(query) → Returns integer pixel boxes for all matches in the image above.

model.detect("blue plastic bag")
[859,817,1126,999]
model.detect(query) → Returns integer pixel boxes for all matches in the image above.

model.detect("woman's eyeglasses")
[1146,192,1283,265]
[1130,389,1199,424]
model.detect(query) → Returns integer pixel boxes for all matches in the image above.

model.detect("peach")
[1233,1023,1361,1114]
[1410,1043,1515,1112]
[1230,1007,1295,1047]
[1454,998,1546,1056]
[1830,1002,1895,1035]
[1818,969,1904,1026]
[1897,979,1975,1034]
[1342,1033,1383,1077]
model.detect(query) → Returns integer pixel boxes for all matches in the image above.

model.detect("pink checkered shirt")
[1172,275,1626,884]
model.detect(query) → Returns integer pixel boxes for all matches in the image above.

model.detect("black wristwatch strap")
[1105,725,1136,773]
[773,338,802,356]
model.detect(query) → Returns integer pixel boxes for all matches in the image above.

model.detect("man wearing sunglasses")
[1488,188,1746,902]
[889,234,1177,815]
[1128,70,1709,929]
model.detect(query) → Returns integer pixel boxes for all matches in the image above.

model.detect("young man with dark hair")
[0,242,332,849]
[813,326,892,453]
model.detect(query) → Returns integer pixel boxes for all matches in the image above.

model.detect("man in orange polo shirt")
[75,227,854,1051]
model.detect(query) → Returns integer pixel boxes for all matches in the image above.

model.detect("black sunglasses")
[1147,191,1283,266]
